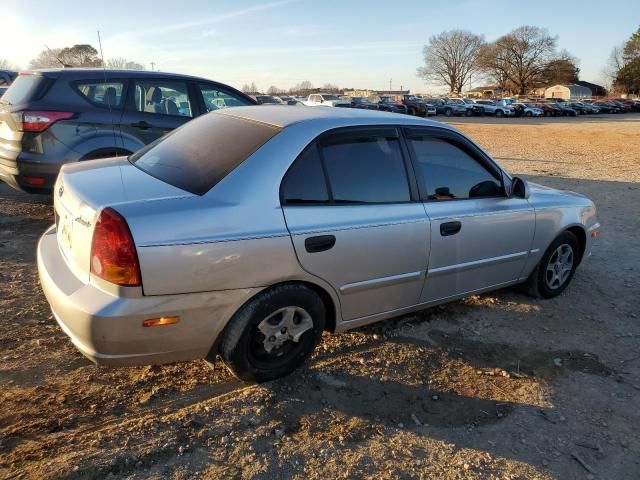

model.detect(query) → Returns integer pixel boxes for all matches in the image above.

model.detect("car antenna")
[97,30,120,153]
[45,45,72,68]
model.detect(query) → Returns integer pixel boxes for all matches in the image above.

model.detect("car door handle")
[305,235,336,253]
[440,221,462,236]
[131,121,151,129]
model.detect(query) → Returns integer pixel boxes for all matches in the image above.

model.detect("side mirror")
[511,176,530,199]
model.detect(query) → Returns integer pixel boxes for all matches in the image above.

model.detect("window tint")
[321,133,410,203]
[407,136,503,200]
[130,113,280,195]
[282,143,329,204]
[76,81,124,107]
[0,74,47,105]
[133,80,192,117]
[199,84,253,112]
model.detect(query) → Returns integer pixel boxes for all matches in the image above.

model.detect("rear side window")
[76,81,124,107]
[321,133,410,203]
[133,80,192,117]
[0,74,47,105]
[130,113,280,195]
[282,144,329,204]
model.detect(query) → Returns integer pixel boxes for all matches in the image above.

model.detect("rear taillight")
[12,111,75,132]
[90,208,141,287]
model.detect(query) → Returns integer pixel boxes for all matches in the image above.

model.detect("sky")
[1,0,638,94]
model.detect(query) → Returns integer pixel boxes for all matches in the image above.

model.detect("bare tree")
[107,57,145,70]
[0,58,18,70]
[322,83,339,91]
[479,26,558,95]
[539,50,580,86]
[417,30,486,94]
[29,44,102,69]
[290,80,314,95]
[267,85,281,95]
[241,84,252,93]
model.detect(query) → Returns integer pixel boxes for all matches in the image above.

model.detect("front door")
[281,128,430,321]
[403,128,535,303]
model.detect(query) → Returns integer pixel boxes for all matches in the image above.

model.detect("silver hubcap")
[257,306,313,353]
[545,244,574,289]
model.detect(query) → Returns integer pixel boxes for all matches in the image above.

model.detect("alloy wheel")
[545,244,574,290]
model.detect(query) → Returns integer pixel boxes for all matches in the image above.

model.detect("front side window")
[133,80,192,117]
[199,84,252,112]
[321,132,410,203]
[407,135,503,200]
[76,81,124,107]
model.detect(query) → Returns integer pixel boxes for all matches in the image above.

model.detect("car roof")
[218,105,450,129]
[26,68,216,82]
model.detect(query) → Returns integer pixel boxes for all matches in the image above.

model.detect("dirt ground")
[1,115,639,480]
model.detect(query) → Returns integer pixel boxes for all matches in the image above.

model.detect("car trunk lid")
[54,157,191,284]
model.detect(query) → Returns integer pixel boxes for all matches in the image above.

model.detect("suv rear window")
[0,74,48,105]
[130,113,281,195]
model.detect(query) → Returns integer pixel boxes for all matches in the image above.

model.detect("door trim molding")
[427,251,529,277]
[340,271,423,295]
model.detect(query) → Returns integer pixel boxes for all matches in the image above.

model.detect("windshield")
[322,94,339,101]
[130,113,281,195]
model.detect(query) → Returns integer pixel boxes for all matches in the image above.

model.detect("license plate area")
[57,209,74,257]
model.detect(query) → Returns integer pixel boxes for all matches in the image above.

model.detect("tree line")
[417,24,640,96]
[241,81,339,96]
[0,44,145,71]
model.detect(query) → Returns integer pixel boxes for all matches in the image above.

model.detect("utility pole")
[389,78,392,91]
[150,62,156,71]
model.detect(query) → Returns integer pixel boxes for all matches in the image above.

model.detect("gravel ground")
[1,114,639,480]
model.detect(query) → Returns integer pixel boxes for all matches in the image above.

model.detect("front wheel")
[216,284,326,383]
[444,108,453,117]
[495,109,504,118]
[522,231,579,298]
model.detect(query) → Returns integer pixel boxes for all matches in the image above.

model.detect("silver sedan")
[38,106,600,382]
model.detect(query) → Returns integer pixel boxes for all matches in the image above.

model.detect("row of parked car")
[252,91,640,118]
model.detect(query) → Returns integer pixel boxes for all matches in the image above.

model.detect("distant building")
[544,84,592,99]
[465,85,503,98]
[575,81,606,97]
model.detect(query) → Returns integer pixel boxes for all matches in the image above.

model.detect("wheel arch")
[566,225,587,264]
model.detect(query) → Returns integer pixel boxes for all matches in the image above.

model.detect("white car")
[304,93,350,107]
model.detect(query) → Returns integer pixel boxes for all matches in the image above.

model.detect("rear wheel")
[216,284,326,383]
[545,111,552,117]
[522,231,579,298]
[444,108,453,117]
[525,111,533,117]
[495,109,504,118]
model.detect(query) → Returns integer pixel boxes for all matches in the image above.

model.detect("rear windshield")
[130,112,281,195]
[0,74,47,105]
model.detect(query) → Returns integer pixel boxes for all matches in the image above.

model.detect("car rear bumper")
[37,225,260,366]
[0,146,59,192]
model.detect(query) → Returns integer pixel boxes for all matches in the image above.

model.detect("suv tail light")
[90,208,141,287]
[12,111,75,132]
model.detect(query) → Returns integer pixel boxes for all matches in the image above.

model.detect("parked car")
[547,102,578,116]
[345,96,379,110]
[254,95,284,105]
[303,93,350,107]
[431,98,467,117]
[447,98,483,116]
[592,101,620,113]
[0,69,17,86]
[569,101,599,114]
[401,95,429,116]
[370,95,406,114]
[424,102,437,117]
[38,106,600,382]
[534,102,563,117]
[511,103,544,117]
[0,69,256,193]
[474,100,515,117]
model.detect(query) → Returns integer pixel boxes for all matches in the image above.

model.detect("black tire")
[465,109,473,117]
[525,111,533,117]
[216,284,326,383]
[408,108,416,116]
[522,231,580,299]
[545,111,552,117]
[495,109,504,118]
[444,108,453,117]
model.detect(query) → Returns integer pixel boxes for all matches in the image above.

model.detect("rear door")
[281,127,430,321]
[404,127,535,302]
[119,78,195,150]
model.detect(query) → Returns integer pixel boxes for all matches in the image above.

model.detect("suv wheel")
[216,284,326,383]
[525,111,533,117]
[495,109,504,118]
[465,109,473,117]
[444,108,453,117]
[522,231,579,299]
